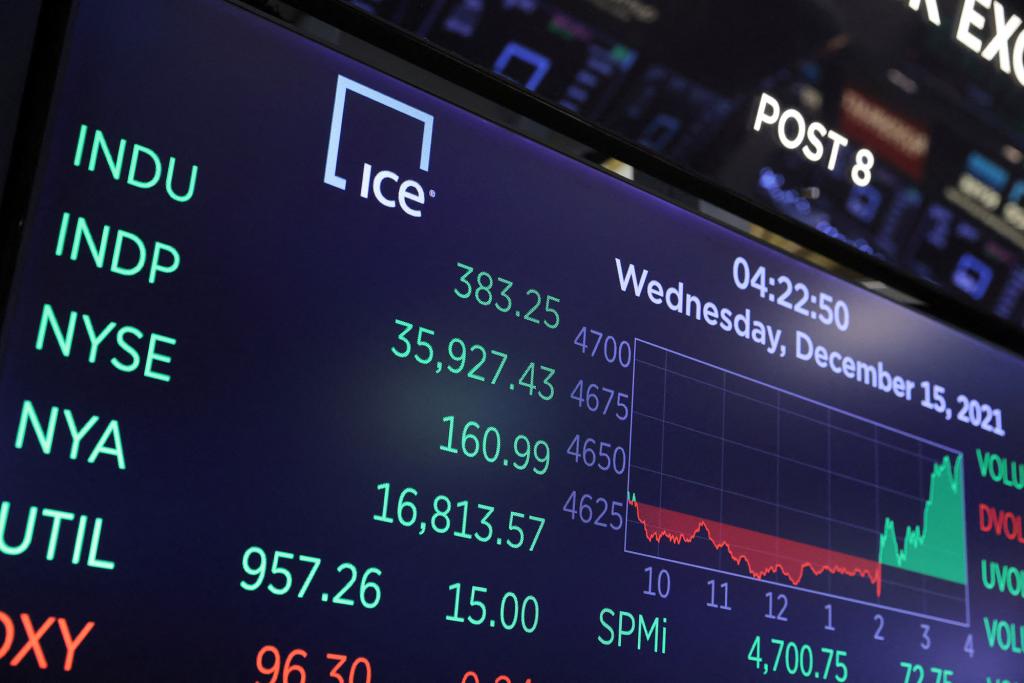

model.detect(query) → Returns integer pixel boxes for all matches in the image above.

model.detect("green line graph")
[878,454,966,585]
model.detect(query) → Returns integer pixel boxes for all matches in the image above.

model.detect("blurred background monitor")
[342,0,1024,330]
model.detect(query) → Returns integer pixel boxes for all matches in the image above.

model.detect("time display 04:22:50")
[732,256,850,332]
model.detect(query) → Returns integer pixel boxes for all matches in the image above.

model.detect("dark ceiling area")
[349,0,1024,329]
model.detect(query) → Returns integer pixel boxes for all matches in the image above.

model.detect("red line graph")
[630,499,884,597]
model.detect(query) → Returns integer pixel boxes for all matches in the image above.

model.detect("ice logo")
[323,75,434,218]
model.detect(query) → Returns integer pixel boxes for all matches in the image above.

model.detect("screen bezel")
[0,0,1022,359]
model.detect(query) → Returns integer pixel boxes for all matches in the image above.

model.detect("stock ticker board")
[1,0,1023,680]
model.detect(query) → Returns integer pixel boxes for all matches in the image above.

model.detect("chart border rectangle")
[624,338,971,628]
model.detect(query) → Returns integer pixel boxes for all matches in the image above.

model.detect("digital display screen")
[2,0,1023,679]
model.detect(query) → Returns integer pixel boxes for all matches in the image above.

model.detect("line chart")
[624,339,969,626]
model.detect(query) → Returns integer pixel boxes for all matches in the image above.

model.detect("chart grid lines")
[623,333,638,556]
[625,338,970,627]
[630,408,938,502]
[621,546,970,628]
[630,462,893,535]
[634,359,955,460]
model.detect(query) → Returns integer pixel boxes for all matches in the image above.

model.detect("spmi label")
[597,608,668,655]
